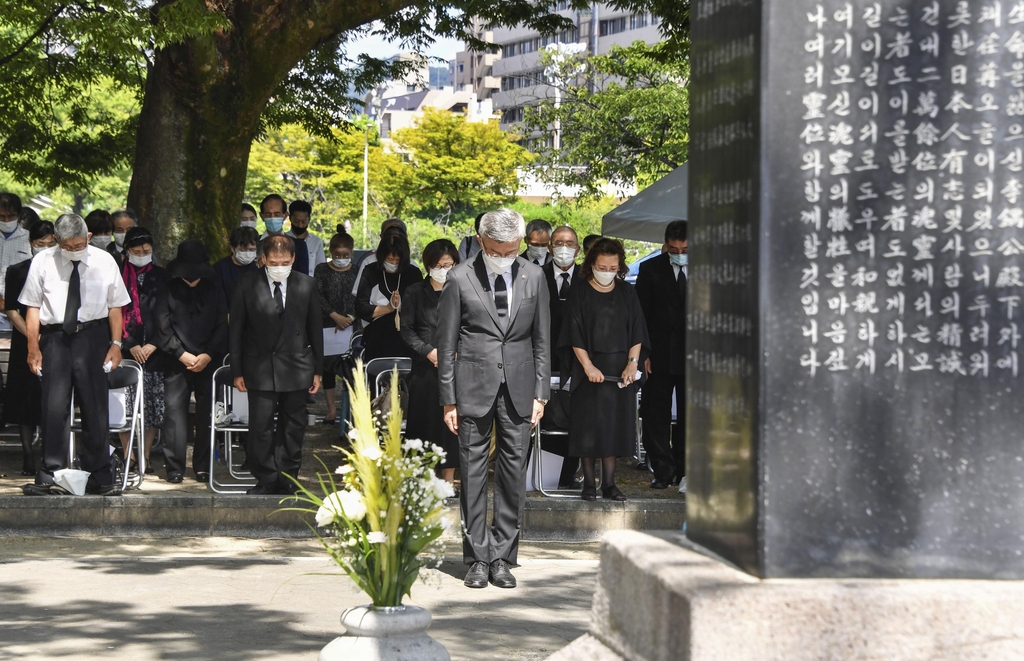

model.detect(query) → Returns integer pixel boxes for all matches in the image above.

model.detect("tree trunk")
[127,0,412,261]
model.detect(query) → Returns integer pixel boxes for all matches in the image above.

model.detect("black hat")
[124,226,154,250]
[167,239,214,280]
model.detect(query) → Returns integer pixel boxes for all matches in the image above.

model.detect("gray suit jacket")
[437,252,551,419]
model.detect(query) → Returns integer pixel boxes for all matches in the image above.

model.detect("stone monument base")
[547,531,1024,661]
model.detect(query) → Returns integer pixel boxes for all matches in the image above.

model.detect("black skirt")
[404,361,459,469]
[4,330,41,425]
[568,351,638,458]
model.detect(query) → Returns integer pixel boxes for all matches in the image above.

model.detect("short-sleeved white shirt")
[19,245,131,326]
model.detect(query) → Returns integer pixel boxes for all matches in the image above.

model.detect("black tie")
[494,273,508,320]
[677,267,686,296]
[63,261,81,335]
[273,282,284,316]
[559,272,570,300]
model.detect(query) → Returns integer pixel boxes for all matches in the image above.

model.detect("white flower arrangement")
[280,362,451,608]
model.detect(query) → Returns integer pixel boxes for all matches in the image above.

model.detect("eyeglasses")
[487,249,519,259]
[551,241,578,248]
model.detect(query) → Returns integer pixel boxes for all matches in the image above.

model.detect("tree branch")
[0,5,65,68]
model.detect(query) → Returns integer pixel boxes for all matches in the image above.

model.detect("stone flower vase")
[319,605,450,661]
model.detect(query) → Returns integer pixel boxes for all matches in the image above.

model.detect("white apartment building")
[490,3,663,129]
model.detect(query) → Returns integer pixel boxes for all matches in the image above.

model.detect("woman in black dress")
[119,227,170,472]
[400,239,460,485]
[4,221,56,475]
[315,227,358,424]
[355,231,422,361]
[559,238,649,502]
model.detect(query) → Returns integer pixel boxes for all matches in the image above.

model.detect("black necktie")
[273,282,284,316]
[494,273,508,320]
[63,261,81,335]
[559,272,570,300]
[677,267,686,296]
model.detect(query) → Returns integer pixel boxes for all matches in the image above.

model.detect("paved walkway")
[0,537,596,661]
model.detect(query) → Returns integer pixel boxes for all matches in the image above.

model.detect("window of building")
[406,84,416,92]
[458,63,464,72]
[503,44,516,58]
[599,17,627,37]
[630,13,648,29]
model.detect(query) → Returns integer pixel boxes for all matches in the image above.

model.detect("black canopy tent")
[601,163,688,243]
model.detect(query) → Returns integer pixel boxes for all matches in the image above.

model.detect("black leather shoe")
[195,472,209,484]
[87,483,122,496]
[489,559,517,589]
[22,483,53,496]
[247,484,274,495]
[166,472,183,484]
[650,478,669,490]
[464,561,489,589]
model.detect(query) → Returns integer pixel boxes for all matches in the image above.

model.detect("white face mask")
[0,220,19,234]
[332,258,351,269]
[526,245,547,262]
[429,267,451,284]
[128,253,153,268]
[552,247,576,268]
[113,232,127,247]
[267,265,292,282]
[235,250,257,265]
[62,248,87,262]
[90,235,111,248]
[31,245,51,256]
[240,220,257,229]
[382,260,399,274]
[593,270,617,286]
[482,252,515,275]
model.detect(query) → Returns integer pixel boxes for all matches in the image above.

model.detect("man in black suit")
[230,235,324,495]
[542,225,582,488]
[635,220,688,491]
[520,219,552,266]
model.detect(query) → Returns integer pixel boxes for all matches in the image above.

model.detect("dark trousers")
[246,389,307,491]
[459,383,532,565]
[163,366,214,476]
[38,323,112,488]
[641,371,686,482]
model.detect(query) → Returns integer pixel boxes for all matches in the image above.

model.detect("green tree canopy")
[390,108,531,216]
[523,40,689,201]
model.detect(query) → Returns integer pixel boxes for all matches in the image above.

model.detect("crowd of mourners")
[0,191,689,501]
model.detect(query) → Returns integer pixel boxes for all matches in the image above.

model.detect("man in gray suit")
[437,208,551,589]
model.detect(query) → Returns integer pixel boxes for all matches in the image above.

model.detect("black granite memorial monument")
[688,0,1024,579]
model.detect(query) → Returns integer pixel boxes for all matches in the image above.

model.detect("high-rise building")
[487,3,663,130]
[449,17,502,101]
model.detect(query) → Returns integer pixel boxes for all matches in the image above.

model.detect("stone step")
[0,494,685,540]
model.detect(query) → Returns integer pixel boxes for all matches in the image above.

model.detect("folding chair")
[69,359,145,492]
[531,377,577,498]
[207,361,256,493]
[364,356,412,398]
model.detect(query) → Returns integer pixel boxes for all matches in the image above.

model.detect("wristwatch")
[111,340,123,348]
[627,357,638,363]
[536,398,548,405]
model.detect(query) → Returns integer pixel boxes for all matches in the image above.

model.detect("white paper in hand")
[369,285,390,307]
[323,327,353,356]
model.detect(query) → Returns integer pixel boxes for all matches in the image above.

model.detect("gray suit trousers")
[459,383,532,565]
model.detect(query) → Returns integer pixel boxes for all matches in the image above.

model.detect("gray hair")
[479,208,525,243]
[55,214,88,242]
[525,218,552,239]
[110,209,138,225]
[551,225,578,241]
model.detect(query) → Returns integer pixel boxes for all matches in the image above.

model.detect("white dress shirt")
[266,269,288,307]
[20,245,131,325]
[672,263,688,281]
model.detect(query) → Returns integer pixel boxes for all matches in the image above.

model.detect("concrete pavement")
[0,537,598,661]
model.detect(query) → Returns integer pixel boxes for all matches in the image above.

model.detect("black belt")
[40,319,105,335]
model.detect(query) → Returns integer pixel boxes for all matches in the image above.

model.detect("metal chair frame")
[207,363,256,493]
[363,356,413,399]
[532,381,643,498]
[69,359,146,492]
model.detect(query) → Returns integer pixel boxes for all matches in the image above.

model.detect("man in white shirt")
[286,200,326,277]
[0,193,33,330]
[20,213,131,496]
